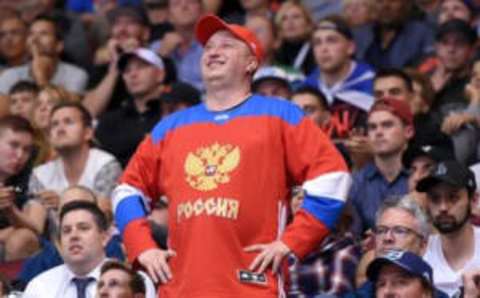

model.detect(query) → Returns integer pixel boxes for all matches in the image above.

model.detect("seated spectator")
[353,0,434,69]
[97,260,153,298]
[291,86,331,130]
[349,99,414,235]
[403,131,455,208]
[0,15,88,96]
[151,0,204,91]
[17,186,124,286]
[0,116,43,261]
[367,250,448,298]
[245,15,278,67]
[341,0,377,28]
[32,85,80,165]
[225,0,272,24]
[287,190,361,296]
[0,14,29,71]
[274,1,317,75]
[304,15,375,139]
[403,69,437,125]
[8,81,39,122]
[417,160,480,297]
[22,201,111,297]
[29,102,122,207]
[344,196,431,297]
[16,0,92,68]
[252,66,292,99]
[95,48,166,167]
[33,85,79,137]
[374,68,438,133]
[440,58,480,165]
[85,5,151,117]
[419,19,476,112]
[438,0,475,25]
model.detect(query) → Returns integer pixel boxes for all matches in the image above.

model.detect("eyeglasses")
[373,225,424,240]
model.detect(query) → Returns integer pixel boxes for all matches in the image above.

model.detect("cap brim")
[367,258,417,282]
[416,176,454,192]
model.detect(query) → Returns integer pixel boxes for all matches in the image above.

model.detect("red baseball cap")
[195,14,264,64]
[369,98,413,126]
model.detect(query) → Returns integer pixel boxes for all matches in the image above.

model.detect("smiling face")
[201,30,257,88]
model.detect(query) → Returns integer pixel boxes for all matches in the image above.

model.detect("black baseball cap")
[366,250,450,298]
[436,19,477,44]
[416,160,476,193]
[367,250,433,284]
[160,82,201,106]
[402,132,455,169]
[314,16,353,40]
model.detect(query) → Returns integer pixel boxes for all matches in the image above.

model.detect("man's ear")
[246,58,259,74]
[405,124,415,140]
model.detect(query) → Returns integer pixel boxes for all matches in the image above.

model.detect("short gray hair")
[375,195,431,239]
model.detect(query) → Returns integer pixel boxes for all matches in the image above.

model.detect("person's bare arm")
[83,62,119,118]
[0,187,47,235]
[83,39,121,117]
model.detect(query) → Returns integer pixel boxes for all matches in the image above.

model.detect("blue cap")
[367,250,433,284]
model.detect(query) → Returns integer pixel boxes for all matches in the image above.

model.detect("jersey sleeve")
[112,135,162,263]
[281,115,352,259]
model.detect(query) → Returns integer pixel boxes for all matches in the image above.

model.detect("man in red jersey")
[113,14,351,298]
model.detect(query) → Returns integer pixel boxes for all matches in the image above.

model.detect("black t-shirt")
[95,99,162,167]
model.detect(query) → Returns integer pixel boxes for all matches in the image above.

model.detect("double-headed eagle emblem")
[185,143,241,191]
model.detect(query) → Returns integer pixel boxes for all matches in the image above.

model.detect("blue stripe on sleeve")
[115,195,148,234]
[301,193,345,229]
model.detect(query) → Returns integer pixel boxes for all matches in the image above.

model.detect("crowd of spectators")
[3,0,480,297]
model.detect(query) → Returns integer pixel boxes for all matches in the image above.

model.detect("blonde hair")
[274,0,314,40]
[38,85,80,104]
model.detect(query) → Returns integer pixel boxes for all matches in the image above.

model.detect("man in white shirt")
[29,102,122,212]
[417,160,480,297]
[23,201,109,298]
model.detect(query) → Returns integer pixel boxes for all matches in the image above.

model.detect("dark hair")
[292,86,329,110]
[32,14,63,40]
[51,102,93,128]
[0,115,35,136]
[374,68,414,92]
[59,201,108,233]
[9,80,39,95]
[100,261,146,294]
